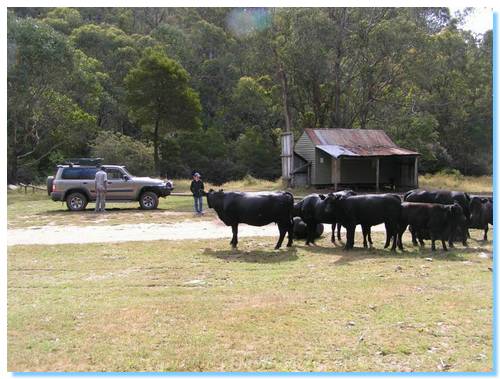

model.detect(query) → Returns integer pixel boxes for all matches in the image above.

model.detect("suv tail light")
[52,183,56,192]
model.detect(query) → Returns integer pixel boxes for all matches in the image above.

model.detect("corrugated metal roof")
[304,128,419,158]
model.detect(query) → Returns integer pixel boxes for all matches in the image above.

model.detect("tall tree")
[124,48,202,174]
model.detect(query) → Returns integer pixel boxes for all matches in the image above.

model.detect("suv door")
[105,168,134,200]
[61,167,98,200]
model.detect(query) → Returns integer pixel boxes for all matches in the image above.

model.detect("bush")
[90,131,154,176]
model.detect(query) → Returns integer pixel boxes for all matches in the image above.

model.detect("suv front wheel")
[66,192,88,211]
[139,191,159,210]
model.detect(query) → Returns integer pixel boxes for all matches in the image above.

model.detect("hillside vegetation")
[8,8,491,185]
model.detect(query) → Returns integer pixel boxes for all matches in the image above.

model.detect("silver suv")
[47,162,174,211]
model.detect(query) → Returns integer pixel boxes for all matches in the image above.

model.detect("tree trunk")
[153,117,160,175]
[8,123,18,184]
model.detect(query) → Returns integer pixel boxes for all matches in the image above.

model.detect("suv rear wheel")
[139,191,159,210]
[66,192,88,211]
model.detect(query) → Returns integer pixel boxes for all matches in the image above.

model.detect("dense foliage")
[7,7,492,184]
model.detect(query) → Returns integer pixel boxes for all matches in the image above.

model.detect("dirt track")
[7,219,385,246]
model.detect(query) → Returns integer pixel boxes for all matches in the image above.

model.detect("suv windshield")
[121,167,133,177]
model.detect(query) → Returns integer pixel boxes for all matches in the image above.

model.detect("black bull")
[404,189,470,246]
[398,202,466,251]
[323,193,402,251]
[205,190,294,249]
[470,196,493,240]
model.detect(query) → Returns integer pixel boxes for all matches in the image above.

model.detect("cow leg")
[362,225,369,248]
[384,223,392,249]
[306,223,317,246]
[286,220,293,247]
[441,239,448,251]
[396,223,406,251]
[430,231,437,251]
[410,227,418,246]
[231,224,238,248]
[448,229,455,248]
[389,224,398,251]
[344,226,355,250]
[337,223,342,241]
[484,225,489,241]
[275,223,287,249]
[331,224,336,244]
[461,227,469,246]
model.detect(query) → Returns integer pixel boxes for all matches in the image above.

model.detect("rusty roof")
[303,128,419,158]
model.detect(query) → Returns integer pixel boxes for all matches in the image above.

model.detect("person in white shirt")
[95,166,108,212]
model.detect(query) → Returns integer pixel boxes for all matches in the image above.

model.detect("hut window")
[320,157,324,164]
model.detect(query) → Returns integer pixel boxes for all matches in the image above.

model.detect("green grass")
[419,173,492,194]
[7,190,211,228]
[8,230,492,372]
[165,173,493,195]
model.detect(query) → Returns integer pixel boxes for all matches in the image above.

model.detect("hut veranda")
[293,128,420,191]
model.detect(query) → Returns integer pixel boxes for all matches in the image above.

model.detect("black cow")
[398,202,466,251]
[205,189,294,249]
[470,196,493,240]
[403,189,470,246]
[292,217,324,239]
[324,193,401,250]
[293,190,356,246]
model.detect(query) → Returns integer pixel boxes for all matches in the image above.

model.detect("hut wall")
[294,133,316,183]
[315,149,332,185]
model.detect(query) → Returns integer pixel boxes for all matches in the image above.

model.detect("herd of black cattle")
[205,189,493,251]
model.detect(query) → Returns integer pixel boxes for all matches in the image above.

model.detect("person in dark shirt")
[190,172,204,216]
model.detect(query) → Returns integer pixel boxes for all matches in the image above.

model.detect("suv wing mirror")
[123,175,130,181]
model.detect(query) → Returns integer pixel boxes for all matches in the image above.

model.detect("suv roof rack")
[62,158,103,167]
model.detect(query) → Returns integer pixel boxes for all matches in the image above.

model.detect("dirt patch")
[7,219,385,246]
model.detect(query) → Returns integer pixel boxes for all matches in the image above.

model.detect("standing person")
[95,166,108,212]
[190,172,204,216]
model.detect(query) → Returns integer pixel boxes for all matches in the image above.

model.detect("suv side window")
[106,168,124,180]
[61,167,99,180]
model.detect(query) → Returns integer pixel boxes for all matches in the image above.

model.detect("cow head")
[323,193,343,215]
[206,188,224,209]
[470,197,489,227]
[446,202,467,243]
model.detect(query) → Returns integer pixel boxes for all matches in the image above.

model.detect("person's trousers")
[194,196,203,214]
[96,189,106,212]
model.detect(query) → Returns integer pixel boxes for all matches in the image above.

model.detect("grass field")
[8,230,493,372]
[6,181,494,372]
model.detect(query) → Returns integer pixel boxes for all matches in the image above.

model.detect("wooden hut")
[293,128,420,190]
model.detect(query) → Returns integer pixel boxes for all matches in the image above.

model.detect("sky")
[451,7,493,34]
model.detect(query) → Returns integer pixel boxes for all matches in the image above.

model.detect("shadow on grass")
[203,246,298,264]
[296,240,470,265]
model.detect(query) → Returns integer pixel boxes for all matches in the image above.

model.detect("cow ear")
[319,194,326,200]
